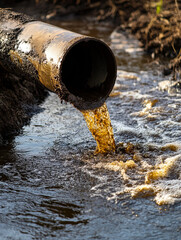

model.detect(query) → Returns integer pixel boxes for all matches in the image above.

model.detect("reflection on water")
[0,19,181,239]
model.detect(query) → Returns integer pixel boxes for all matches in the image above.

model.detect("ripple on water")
[1,21,181,239]
[13,34,181,207]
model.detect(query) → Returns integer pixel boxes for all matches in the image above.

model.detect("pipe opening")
[61,39,116,102]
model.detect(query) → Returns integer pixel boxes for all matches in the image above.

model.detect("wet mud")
[0,9,45,142]
[0,67,47,142]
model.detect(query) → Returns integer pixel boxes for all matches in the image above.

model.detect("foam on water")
[82,30,181,205]
[13,29,181,207]
[92,149,181,205]
[89,65,181,205]
[2,18,181,240]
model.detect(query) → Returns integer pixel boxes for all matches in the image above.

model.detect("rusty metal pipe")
[0,9,117,110]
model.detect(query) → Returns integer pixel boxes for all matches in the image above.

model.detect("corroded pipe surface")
[0,9,117,110]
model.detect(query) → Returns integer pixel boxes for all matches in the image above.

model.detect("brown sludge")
[82,103,115,154]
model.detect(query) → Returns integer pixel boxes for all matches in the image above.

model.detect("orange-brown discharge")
[81,103,115,154]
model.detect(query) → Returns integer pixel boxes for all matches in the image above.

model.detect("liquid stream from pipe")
[81,103,116,154]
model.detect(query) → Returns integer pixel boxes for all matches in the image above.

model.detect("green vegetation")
[156,0,163,14]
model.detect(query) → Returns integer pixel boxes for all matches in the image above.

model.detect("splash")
[145,155,179,184]
[81,103,115,154]
[93,142,181,205]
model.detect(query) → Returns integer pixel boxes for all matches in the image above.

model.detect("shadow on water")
[0,18,181,239]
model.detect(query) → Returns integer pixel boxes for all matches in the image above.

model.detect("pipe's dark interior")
[61,39,116,101]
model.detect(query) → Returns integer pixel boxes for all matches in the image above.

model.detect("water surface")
[0,18,181,239]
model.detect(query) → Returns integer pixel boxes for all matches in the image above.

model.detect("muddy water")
[1,18,181,239]
[82,103,115,154]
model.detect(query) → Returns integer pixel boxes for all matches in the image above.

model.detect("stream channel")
[0,18,181,239]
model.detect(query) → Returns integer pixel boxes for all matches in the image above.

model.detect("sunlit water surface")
[0,18,181,240]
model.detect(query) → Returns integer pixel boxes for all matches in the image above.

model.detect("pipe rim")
[59,37,117,110]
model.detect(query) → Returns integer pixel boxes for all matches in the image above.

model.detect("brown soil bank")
[2,0,181,60]
[6,0,181,59]
[0,0,181,143]
[0,68,47,144]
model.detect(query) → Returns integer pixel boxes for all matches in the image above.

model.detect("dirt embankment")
[3,0,181,60]
[0,68,47,144]
[0,0,181,143]
[10,0,181,60]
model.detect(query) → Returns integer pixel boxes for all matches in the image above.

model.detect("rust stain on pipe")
[0,9,117,110]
